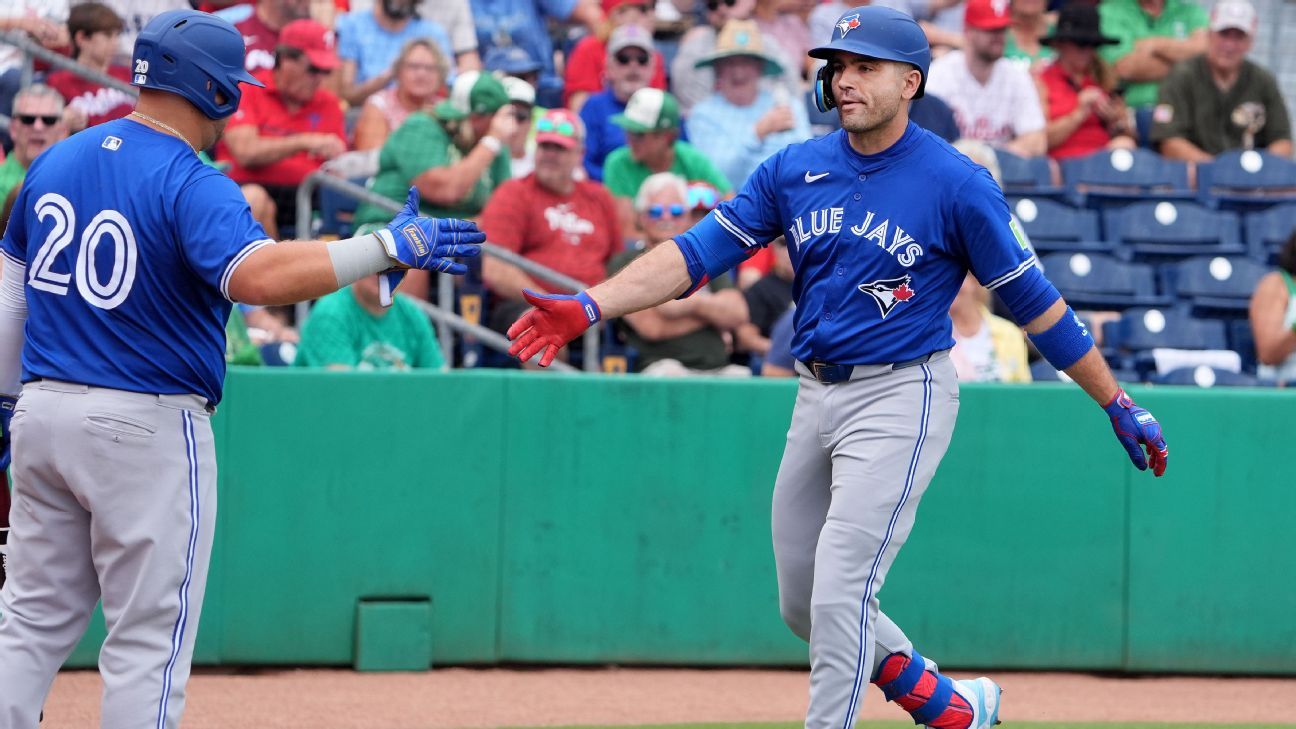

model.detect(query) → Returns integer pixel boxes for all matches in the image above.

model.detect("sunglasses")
[536,117,577,136]
[307,65,331,76]
[614,51,651,66]
[16,114,59,126]
[647,204,686,219]
[706,0,737,10]
[688,185,718,211]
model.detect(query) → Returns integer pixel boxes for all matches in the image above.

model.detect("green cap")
[433,70,509,121]
[610,88,681,133]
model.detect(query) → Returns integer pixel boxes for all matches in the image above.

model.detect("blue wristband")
[575,291,602,325]
[1027,306,1094,371]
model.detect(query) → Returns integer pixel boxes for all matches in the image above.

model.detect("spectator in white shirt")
[925,0,1047,157]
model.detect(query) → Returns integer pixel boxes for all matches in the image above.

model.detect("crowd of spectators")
[0,0,1292,382]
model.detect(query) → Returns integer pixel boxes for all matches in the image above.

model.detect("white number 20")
[29,193,138,310]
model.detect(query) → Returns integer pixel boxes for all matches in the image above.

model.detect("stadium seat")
[1196,150,1296,211]
[1151,365,1260,387]
[1110,307,1230,351]
[318,178,365,238]
[1103,201,1244,258]
[1227,317,1258,373]
[1242,203,1296,262]
[1166,256,1267,313]
[1038,252,1169,309]
[1030,359,1141,383]
[1009,197,1107,253]
[1059,148,1192,208]
[996,149,1065,199]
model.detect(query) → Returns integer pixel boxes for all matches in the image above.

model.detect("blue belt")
[800,353,933,384]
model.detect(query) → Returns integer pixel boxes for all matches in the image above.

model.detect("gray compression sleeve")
[0,255,28,396]
[326,232,398,288]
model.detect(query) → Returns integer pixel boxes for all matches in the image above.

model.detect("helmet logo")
[836,13,862,38]
[133,58,149,85]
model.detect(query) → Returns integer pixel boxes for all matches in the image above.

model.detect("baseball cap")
[687,181,719,212]
[603,0,650,11]
[611,88,680,133]
[695,19,783,76]
[433,70,509,120]
[483,45,543,75]
[1209,0,1257,34]
[607,24,655,56]
[279,19,338,71]
[964,0,1012,31]
[501,75,536,106]
[535,108,585,148]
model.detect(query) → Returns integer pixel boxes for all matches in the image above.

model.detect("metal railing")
[295,172,602,371]
[1,31,138,99]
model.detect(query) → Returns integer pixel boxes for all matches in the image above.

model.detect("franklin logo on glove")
[401,223,430,257]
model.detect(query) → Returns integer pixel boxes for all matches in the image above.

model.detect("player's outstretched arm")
[229,187,483,307]
[506,241,694,367]
[1023,298,1169,477]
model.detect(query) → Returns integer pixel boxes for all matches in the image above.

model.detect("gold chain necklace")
[129,111,197,154]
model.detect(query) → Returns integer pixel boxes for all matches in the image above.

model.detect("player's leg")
[802,353,961,729]
[0,386,103,729]
[61,389,218,729]
[771,378,833,642]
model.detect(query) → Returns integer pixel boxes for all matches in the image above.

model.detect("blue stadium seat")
[996,149,1066,199]
[1196,150,1296,211]
[1103,201,1244,258]
[1242,203,1296,262]
[1030,359,1141,383]
[1008,197,1106,253]
[1110,307,1230,351]
[1151,366,1260,387]
[1059,148,1192,208]
[1166,256,1267,313]
[1227,317,1258,373]
[1038,252,1169,309]
[317,177,366,238]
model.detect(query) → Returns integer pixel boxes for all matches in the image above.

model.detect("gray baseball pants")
[0,380,217,729]
[773,351,959,729]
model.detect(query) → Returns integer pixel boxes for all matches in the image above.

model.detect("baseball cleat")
[943,677,1001,729]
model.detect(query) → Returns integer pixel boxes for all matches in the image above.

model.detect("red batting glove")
[506,289,602,367]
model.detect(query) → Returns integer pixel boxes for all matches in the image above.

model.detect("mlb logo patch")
[102,136,123,151]
[133,73,147,85]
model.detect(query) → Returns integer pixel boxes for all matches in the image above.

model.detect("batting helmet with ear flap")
[131,9,264,120]
[808,5,930,111]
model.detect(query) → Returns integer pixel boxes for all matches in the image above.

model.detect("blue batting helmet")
[131,10,264,120]
[808,6,930,100]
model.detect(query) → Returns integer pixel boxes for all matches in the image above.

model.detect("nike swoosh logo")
[804,171,830,183]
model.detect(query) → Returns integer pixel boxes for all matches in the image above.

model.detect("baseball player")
[508,7,1168,729]
[0,10,482,728]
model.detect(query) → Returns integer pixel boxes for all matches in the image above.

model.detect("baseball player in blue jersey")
[509,7,1168,729]
[0,10,481,728]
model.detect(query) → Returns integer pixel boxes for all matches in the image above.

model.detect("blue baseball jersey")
[0,119,272,404]
[675,122,1059,365]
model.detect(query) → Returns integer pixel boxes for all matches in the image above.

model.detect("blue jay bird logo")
[836,13,862,38]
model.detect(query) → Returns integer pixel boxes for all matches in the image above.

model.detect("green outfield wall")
[63,370,1296,674]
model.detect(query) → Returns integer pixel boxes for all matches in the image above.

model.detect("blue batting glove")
[0,394,16,471]
[1103,389,1168,477]
[376,187,485,305]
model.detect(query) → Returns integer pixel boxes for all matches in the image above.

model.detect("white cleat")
[933,677,1001,729]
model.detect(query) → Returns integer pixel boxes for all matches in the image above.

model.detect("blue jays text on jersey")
[674,121,1060,365]
[0,118,272,404]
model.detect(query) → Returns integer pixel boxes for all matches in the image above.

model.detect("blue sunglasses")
[647,204,686,219]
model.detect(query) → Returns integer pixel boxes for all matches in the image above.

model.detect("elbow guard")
[1028,306,1095,371]
[673,212,759,298]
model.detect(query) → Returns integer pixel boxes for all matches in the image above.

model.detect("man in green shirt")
[0,84,69,202]
[295,273,446,371]
[354,70,515,228]
[606,172,749,376]
[601,88,732,239]
[1150,0,1292,162]
[1099,0,1208,110]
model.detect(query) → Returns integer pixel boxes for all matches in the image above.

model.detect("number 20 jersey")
[0,119,272,404]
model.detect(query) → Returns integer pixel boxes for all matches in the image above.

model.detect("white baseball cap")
[1209,0,1257,34]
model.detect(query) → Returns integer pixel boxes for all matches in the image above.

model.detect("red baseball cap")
[603,0,650,12]
[964,0,1012,30]
[280,19,339,71]
[535,108,585,149]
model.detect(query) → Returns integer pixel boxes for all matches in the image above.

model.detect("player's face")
[638,187,691,244]
[397,45,445,102]
[10,95,67,166]
[829,54,915,136]
[966,27,1007,63]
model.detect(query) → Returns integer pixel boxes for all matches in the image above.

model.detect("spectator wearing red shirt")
[1037,3,1136,159]
[563,0,667,113]
[236,0,312,73]
[46,3,133,134]
[479,108,622,337]
[221,19,346,239]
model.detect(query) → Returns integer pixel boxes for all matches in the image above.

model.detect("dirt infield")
[43,667,1296,728]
